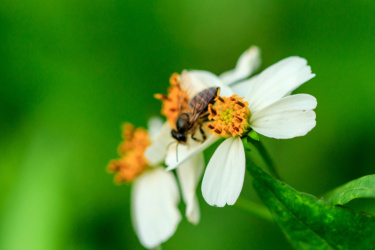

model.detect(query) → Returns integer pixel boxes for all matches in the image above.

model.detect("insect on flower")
[162,47,261,169]
[155,73,220,143]
[160,47,317,208]
[171,86,220,144]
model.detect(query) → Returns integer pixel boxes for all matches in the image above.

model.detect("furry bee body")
[171,87,219,143]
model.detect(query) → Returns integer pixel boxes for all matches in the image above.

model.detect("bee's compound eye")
[180,135,187,143]
[171,130,178,140]
[171,130,187,143]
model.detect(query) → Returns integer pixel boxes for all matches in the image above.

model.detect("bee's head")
[171,129,187,143]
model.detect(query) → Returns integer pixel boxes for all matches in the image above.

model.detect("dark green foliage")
[248,130,260,141]
[324,175,375,205]
[241,137,252,151]
[247,163,375,249]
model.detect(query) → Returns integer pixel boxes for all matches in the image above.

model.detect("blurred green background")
[1,1,375,249]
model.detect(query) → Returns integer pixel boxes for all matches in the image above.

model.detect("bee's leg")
[199,124,207,141]
[199,112,209,121]
[191,133,203,143]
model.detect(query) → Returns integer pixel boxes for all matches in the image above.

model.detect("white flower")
[108,118,180,249]
[132,118,182,248]
[165,46,261,170]
[146,121,204,224]
[219,46,261,85]
[163,49,316,207]
[148,47,261,222]
[203,56,316,207]
[131,167,181,249]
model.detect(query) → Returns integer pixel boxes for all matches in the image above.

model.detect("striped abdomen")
[189,87,219,112]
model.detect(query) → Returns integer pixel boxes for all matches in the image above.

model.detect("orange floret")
[207,95,251,138]
[154,73,189,127]
[108,123,150,183]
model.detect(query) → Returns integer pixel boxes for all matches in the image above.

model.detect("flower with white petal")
[202,56,317,207]
[149,48,261,222]
[161,46,261,170]
[145,121,205,224]
[219,46,261,85]
[108,118,181,249]
[159,48,317,208]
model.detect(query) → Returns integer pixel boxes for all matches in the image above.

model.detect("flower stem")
[234,197,273,222]
[252,141,281,180]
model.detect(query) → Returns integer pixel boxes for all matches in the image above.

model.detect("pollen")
[154,73,189,127]
[207,95,251,138]
[107,123,150,184]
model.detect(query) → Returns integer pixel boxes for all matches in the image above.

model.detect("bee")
[171,87,220,144]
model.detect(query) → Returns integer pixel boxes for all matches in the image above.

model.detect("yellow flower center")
[154,73,189,128]
[108,123,150,183]
[207,95,251,138]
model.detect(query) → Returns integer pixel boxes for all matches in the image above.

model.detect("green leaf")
[247,162,375,249]
[241,137,251,151]
[248,130,260,141]
[323,175,375,205]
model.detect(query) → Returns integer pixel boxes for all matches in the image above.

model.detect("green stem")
[252,141,281,180]
[234,197,273,222]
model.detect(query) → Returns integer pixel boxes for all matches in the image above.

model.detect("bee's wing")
[188,87,218,127]
[176,82,189,114]
[188,107,203,125]
[188,97,206,126]
[180,70,206,97]
[177,94,184,113]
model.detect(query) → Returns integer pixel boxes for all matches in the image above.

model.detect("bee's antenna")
[165,141,179,162]
[166,141,176,151]
[176,143,179,162]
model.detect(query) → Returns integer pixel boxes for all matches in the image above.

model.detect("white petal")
[219,46,261,85]
[166,134,219,171]
[176,152,205,224]
[131,167,181,249]
[148,117,164,141]
[245,56,315,113]
[180,70,233,97]
[250,94,317,139]
[145,123,174,166]
[230,75,258,97]
[201,137,245,207]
